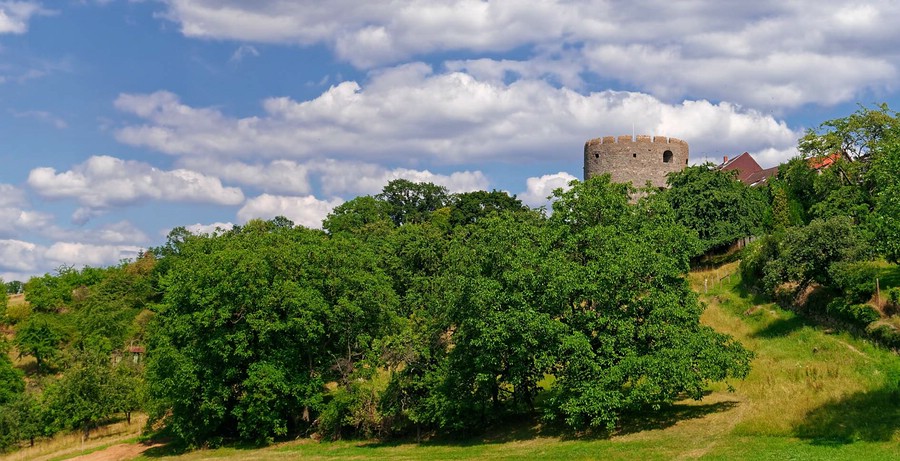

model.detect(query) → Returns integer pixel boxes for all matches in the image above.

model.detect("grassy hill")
[9,264,899,460]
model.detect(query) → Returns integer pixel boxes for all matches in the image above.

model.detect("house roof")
[808,152,845,170]
[719,152,764,184]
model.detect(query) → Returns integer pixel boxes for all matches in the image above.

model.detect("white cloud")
[44,242,143,268]
[313,160,488,196]
[0,1,50,34]
[156,1,900,107]
[518,172,576,208]
[229,44,259,63]
[27,155,245,222]
[0,238,141,278]
[11,109,67,128]
[178,158,312,195]
[114,68,801,166]
[237,194,344,229]
[0,183,54,238]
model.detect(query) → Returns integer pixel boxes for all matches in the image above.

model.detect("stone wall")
[583,135,689,188]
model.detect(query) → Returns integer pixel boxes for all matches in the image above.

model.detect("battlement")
[583,134,690,188]
[584,135,688,148]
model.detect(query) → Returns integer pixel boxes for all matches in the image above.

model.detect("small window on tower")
[663,150,673,163]
[595,153,599,159]
[632,153,636,158]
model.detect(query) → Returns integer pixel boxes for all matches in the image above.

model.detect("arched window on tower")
[663,150,673,163]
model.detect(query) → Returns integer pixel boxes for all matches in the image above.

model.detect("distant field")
[118,263,898,461]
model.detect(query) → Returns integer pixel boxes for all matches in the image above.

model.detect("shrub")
[826,298,881,326]
[3,302,31,325]
[866,322,900,349]
[829,261,879,303]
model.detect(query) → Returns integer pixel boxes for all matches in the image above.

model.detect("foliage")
[0,279,6,319]
[665,165,768,255]
[825,299,881,327]
[798,103,900,160]
[543,177,751,430]
[868,135,900,263]
[14,314,68,372]
[5,280,23,295]
[323,196,395,235]
[42,350,124,440]
[0,392,41,452]
[447,190,529,227]
[146,218,400,446]
[0,340,24,405]
[752,217,871,296]
[829,261,880,304]
[376,179,450,226]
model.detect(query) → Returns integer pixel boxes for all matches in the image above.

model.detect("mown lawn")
[125,263,899,460]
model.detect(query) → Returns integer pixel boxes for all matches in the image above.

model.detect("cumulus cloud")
[27,155,245,222]
[156,1,900,107]
[114,67,801,166]
[0,1,50,34]
[0,183,54,237]
[237,194,344,229]
[518,172,577,208]
[10,109,67,128]
[0,238,141,279]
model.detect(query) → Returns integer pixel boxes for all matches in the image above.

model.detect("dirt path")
[65,441,164,461]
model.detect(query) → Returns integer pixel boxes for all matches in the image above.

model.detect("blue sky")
[1,0,898,281]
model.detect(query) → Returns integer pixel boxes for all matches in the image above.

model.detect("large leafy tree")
[376,179,450,226]
[544,176,752,429]
[14,314,67,372]
[146,218,399,445]
[664,166,768,255]
[42,351,123,441]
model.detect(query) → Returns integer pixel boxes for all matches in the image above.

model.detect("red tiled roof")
[808,152,844,170]
[719,152,763,184]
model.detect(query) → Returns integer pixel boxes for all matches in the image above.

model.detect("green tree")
[0,278,6,320]
[0,392,41,451]
[323,196,394,235]
[759,216,871,296]
[5,280,23,295]
[14,314,67,372]
[146,218,399,445]
[868,135,900,263]
[42,351,120,441]
[665,165,768,255]
[0,339,24,405]
[376,179,449,226]
[447,190,529,227]
[544,176,752,430]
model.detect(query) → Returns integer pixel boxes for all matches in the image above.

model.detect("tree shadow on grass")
[752,315,807,338]
[794,386,900,445]
[360,400,739,448]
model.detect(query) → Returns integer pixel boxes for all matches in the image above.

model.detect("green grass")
[84,264,900,459]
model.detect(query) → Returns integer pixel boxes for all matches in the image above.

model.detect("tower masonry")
[583,135,689,188]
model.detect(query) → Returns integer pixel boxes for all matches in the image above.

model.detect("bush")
[826,298,881,326]
[829,261,879,303]
[3,302,31,325]
[867,322,900,349]
[318,376,388,440]
[887,287,900,306]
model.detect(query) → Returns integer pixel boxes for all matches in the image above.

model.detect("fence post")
[876,277,881,307]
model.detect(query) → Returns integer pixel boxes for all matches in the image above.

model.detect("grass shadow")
[752,316,807,338]
[361,400,739,449]
[794,386,900,445]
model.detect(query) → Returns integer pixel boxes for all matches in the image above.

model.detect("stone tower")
[583,135,689,188]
